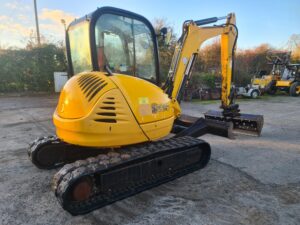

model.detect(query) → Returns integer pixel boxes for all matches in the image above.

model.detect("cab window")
[95,14,156,81]
[68,21,92,74]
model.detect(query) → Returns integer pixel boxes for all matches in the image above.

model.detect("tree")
[0,44,67,92]
[233,44,274,86]
[186,38,221,91]
[152,18,177,84]
[197,38,221,73]
[287,34,300,62]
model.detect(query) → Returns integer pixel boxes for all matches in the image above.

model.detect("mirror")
[159,27,172,46]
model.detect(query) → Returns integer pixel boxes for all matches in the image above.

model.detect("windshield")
[95,14,156,81]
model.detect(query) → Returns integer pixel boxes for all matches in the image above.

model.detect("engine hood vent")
[78,74,108,102]
[94,97,117,123]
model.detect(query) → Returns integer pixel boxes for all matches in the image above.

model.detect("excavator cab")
[66,7,159,84]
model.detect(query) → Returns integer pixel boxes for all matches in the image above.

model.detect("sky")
[0,0,299,49]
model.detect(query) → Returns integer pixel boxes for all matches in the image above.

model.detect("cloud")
[0,14,33,47]
[0,15,9,21]
[38,8,78,42]
[0,21,33,47]
[5,2,18,9]
[40,8,77,27]
[39,23,64,40]
[5,1,30,11]
[0,6,76,48]
[0,1,34,46]
[0,22,32,37]
[17,14,30,23]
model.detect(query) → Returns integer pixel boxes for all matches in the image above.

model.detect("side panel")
[140,116,174,140]
[54,89,149,147]
[110,74,174,124]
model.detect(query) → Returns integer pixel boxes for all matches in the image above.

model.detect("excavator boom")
[164,13,263,136]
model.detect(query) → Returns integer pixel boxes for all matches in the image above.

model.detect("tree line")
[154,19,300,90]
[0,20,299,93]
[0,43,66,92]
[158,37,300,90]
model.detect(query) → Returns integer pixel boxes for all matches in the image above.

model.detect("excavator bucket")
[204,110,264,136]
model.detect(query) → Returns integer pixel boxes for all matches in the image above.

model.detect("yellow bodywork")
[252,75,293,90]
[276,80,292,87]
[54,13,237,148]
[54,72,174,147]
[252,75,273,88]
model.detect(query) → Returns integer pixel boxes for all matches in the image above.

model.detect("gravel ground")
[0,94,299,225]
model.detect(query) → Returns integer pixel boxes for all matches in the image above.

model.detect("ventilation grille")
[93,96,130,124]
[78,74,107,102]
[94,97,117,123]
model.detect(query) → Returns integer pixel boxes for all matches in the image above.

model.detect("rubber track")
[28,135,61,169]
[28,136,107,169]
[52,136,211,215]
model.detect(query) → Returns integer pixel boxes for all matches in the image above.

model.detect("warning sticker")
[138,97,149,104]
[138,97,151,116]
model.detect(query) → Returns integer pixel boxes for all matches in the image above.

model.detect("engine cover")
[53,72,175,147]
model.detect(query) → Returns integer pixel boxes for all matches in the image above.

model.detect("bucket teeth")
[204,110,264,136]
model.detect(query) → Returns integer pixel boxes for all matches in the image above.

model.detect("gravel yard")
[0,94,299,225]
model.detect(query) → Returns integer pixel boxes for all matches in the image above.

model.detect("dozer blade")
[172,114,234,139]
[204,110,264,136]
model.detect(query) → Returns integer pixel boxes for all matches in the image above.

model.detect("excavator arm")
[164,14,237,115]
[165,13,263,136]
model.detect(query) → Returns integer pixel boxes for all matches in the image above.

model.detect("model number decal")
[151,103,169,114]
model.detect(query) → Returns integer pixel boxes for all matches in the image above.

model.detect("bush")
[0,44,67,92]
[190,72,217,89]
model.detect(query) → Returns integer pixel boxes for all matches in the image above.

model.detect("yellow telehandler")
[250,53,300,96]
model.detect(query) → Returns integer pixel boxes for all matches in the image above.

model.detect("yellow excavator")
[28,7,263,215]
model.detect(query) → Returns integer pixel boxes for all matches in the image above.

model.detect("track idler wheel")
[70,176,94,202]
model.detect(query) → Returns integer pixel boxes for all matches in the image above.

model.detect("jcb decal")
[151,103,169,114]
